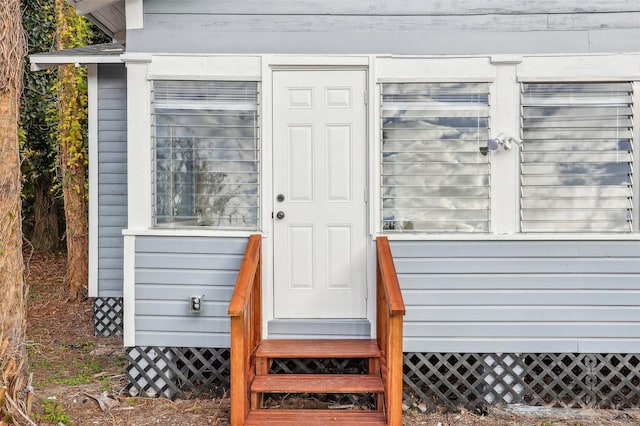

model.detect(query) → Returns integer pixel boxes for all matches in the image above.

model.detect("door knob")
[276,211,285,220]
[276,194,285,202]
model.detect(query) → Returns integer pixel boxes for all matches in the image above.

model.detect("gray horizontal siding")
[391,240,640,353]
[134,236,248,347]
[267,319,371,339]
[98,131,127,143]
[98,163,126,174]
[128,0,640,54]
[144,1,640,15]
[97,63,127,297]
[99,195,127,206]
[139,13,640,33]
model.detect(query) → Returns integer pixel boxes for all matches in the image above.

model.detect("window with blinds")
[152,81,260,229]
[380,83,491,233]
[521,82,634,232]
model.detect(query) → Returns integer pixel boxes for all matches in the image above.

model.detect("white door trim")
[261,62,374,336]
[272,69,368,319]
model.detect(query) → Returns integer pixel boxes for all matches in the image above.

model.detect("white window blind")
[380,83,491,232]
[152,81,260,229]
[521,82,634,233]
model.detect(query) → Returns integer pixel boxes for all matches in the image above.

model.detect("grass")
[37,399,71,425]
[98,375,113,392]
[28,340,114,388]
[76,340,95,354]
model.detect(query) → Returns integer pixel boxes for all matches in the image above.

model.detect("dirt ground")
[24,251,640,425]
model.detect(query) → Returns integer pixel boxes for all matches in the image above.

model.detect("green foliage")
[29,340,103,387]
[76,340,95,354]
[20,0,59,223]
[19,0,110,246]
[38,399,71,425]
[98,375,112,392]
[53,1,92,188]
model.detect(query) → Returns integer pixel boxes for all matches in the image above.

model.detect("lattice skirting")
[93,297,123,337]
[270,358,368,375]
[126,347,230,398]
[125,349,640,409]
[403,353,640,410]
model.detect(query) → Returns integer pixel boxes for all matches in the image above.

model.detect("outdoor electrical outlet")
[190,296,202,313]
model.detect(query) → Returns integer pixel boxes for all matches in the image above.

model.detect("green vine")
[52,0,91,195]
[20,0,59,222]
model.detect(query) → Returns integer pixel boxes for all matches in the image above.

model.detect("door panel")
[273,70,367,319]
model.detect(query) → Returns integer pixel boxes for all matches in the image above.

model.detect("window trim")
[378,81,493,233]
[518,80,638,235]
[381,232,640,241]
[124,55,263,235]
[123,53,640,240]
[374,54,640,239]
[632,81,640,232]
[150,79,262,231]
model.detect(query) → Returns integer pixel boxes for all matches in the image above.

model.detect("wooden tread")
[245,409,387,425]
[252,374,384,394]
[255,339,380,359]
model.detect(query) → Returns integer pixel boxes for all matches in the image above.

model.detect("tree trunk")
[58,61,89,300]
[30,174,61,252]
[0,0,29,423]
[55,0,89,300]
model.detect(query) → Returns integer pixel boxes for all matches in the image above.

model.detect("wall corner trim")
[88,64,99,298]
[125,0,143,30]
[123,235,136,346]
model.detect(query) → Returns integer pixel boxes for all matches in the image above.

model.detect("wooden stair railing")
[376,236,406,426]
[229,235,405,425]
[246,339,387,425]
[228,235,262,426]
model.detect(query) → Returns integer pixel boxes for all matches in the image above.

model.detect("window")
[152,81,260,229]
[380,83,491,232]
[521,82,634,232]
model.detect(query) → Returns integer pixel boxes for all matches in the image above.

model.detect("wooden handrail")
[228,234,262,426]
[376,236,406,426]
[376,237,406,316]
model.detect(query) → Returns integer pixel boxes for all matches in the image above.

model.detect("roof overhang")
[29,43,124,71]
[68,0,119,15]
[66,0,126,40]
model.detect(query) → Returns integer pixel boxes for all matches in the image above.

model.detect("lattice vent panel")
[125,349,639,408]
[175,347,230,395]
[403,353,640,410]
[268,358,373,407]
[93,297,123,337]
[270,358,368,375]
[522,354,640,408]
[126,347,230,399]
[267,358,371,407]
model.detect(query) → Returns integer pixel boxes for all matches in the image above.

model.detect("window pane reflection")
[521,82,633,233]
[152,81,260,229]
[381,83,491,233]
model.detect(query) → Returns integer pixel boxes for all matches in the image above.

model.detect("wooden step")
[255,339,380,359]
[245,409,387,425]
[252,374,384,394]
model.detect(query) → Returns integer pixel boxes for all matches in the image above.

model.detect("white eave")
[29,43,124,71]
[69,0,120,14]
[66,0,126,40]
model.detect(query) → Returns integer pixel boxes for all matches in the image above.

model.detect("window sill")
[378,232,640,241]
[122,228,261,238]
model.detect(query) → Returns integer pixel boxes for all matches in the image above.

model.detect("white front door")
[272,69,368,319]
